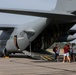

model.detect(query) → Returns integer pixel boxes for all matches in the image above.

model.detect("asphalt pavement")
[0,55,76,75]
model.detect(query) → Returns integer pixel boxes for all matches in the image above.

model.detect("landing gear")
[0,54,4,57]
[3,48,9,56]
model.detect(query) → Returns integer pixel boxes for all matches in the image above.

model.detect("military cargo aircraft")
[0,0,76,56]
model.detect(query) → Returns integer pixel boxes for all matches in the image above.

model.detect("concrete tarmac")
[0,56,76,75]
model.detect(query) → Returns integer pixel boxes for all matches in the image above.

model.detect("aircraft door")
[14,35,20,50]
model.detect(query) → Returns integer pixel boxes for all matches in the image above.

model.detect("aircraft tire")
[4,48,9,56]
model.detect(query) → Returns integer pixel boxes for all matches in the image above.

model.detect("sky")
[0,0,57,25]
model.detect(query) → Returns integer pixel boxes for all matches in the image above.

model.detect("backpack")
[53,47,56,52]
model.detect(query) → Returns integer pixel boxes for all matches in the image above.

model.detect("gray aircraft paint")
[6,18,50,51]
[55,0,76,12]
[0,0,76,55]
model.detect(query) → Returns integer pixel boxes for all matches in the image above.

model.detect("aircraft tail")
[55,0,76,13]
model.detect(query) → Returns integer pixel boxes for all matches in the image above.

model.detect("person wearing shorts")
[62,44,70,63]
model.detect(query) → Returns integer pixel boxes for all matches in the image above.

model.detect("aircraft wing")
[0,8,76,22]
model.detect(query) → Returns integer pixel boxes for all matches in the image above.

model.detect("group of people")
[53,43,76,62]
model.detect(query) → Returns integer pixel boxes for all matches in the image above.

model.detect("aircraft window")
[10,36,13,39]
[20,31,25,37]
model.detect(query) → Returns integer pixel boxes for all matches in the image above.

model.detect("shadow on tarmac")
[9,54,38,60]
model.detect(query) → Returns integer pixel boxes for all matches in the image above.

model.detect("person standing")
[53,44,60,62]
[62,44,70,63]
[68,43,75,62]
[56,46,60,62]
